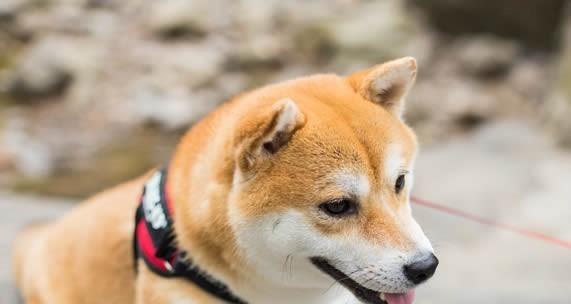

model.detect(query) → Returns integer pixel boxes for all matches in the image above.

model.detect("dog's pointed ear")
[347,57,417,118]
[236,98,306,172]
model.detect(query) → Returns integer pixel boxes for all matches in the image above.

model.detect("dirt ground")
[1,119,570,303]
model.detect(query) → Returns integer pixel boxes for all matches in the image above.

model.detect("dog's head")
[227,57,436,304]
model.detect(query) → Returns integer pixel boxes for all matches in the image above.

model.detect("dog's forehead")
[299,99,417,181]
[246,74,417,197]
[327,133,416,195]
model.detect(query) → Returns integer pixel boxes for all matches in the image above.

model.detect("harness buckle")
[163,260,174,273]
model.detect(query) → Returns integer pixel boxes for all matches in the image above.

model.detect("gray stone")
[0,117,55,178]
[127,84,219,130]
[4,64,72,101]
[227,34,286,70]
[144,0,212,40]
[544,7,571,146]
[0,0,21,24]
[2,36,101,103]
[3,39,70,101]
[409,0,567,49]
[329,0,422,62]
[452,36,519,78]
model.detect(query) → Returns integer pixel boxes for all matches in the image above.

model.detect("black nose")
[403,253,439,284]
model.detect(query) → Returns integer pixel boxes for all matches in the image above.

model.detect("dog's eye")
[395,174,406,194]
[319,199,357,217]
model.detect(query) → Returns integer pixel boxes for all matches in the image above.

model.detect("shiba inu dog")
[12,57,438,304]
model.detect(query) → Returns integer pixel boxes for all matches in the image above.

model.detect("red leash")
[411,196,571,250]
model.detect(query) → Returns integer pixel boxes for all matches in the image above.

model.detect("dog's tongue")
[384,289,415,304]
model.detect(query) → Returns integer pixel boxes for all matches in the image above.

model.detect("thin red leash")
[411,196,571,250]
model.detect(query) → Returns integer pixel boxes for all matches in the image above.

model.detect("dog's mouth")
[310,257,415,304]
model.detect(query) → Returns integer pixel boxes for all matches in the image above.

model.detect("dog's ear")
[347,57,417,118]
[235,98,305,173]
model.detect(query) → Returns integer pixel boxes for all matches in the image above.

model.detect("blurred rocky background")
[1,0,570,196]
[1,0,571,303]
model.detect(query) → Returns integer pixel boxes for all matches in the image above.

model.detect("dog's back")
[11,179,146,304]
[12,222,50,304]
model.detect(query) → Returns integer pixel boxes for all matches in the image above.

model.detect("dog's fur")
[12,57,435,304]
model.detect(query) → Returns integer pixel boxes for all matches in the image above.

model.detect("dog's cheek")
[255,211,326,256]
[229,212,295,266]
[231,211,330,261]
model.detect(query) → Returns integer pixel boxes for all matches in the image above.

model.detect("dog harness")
[133,168,247,304]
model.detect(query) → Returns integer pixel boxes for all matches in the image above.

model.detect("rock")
[452,36,519,79]
[226,34,285,70]
[0,0,42,42]
[0,0,37,20]
[403,33,546,143]
[544,92,571,147]
[507,58,549,101]
[4,62,72,101]
[125,84,219,130]
[406,68,533,143]
[155,44,225,89]
[85,0,117,9]
[2,36,99,102]
[544,7,571,146]
[328,0,423,63]
[3,40,71,101]
[409,0,567,49]
[0,0,20,24]
[233,0,282,34]
[0,117,55,178]
[0,151,15,172]
[406,77,491,140]
[144,0,212,40]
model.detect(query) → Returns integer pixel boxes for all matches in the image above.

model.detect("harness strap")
[133,168,247,304]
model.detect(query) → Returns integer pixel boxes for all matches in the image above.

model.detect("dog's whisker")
[281,254,292,281]
[323,280,339,294]
[321,266,364,295]
[288,255,294,280]
[361,270,378,288]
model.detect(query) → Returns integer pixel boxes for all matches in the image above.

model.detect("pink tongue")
[384,289,415,304]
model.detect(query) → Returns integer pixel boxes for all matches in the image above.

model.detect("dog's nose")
[403,253,439,284]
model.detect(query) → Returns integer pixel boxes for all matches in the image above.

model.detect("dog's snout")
[403,252,438,284]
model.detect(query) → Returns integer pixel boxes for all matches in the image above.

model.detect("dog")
[12,57,438,304]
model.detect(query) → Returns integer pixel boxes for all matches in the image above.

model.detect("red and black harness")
[133,168,246,304]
